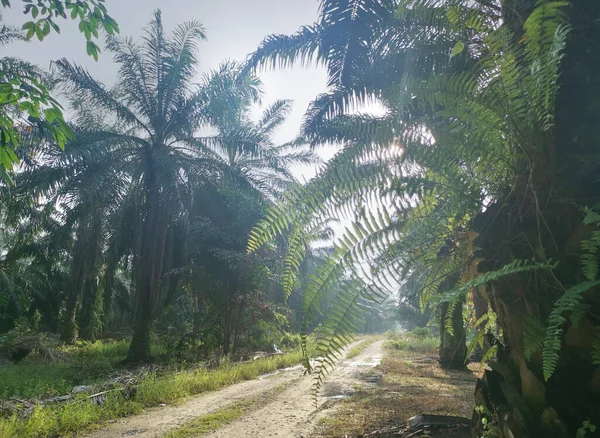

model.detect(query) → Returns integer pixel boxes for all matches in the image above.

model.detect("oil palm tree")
[199,62,319,198]
[177,70,319,355]
[52,10,263,361]
[249,0,600,435]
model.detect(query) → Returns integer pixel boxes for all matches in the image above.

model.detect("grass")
[0,340,166,399]
[0,347,310,438]
[163,400,253,438]
[385,330,439,354]
[163,381,292,437]
[312,332,480,437]
[345,336,380,360]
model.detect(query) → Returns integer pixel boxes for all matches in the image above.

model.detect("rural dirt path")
[205,340,384,438]
[83,340,384,438]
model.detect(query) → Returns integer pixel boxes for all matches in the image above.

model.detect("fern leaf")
[523,316,545,361]
[543,280,600,381]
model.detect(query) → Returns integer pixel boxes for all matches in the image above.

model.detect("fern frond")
[432,259,557,305]
[543,280,600,381]
[581,208,600,282]
[524,316,545,361]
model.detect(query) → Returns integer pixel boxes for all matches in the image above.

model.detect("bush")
[280,332,301,349]
[411,327,433,339]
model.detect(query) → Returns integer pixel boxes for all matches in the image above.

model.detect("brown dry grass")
[312,340,481,437]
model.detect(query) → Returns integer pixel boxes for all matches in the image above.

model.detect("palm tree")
[179,72,319,355]
[245,0,479,368]
[244,0,482,146]
[249,0,600,435]
[52,10,262,361]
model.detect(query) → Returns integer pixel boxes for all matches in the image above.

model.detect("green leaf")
[41,20,50,37]
[34,22,44,41]
[48,19,60,34]
[450,41,465,58]
[22,21,35,39]
[86,40,100,61]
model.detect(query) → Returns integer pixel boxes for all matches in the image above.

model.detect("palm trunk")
[61,221,88,344]
[128,159,162,362]
[129,292,152,361]
[61,294,79,344]
[77,215,102,341]
[102,261,116,333]
[222,296,233,357]
[78,277,99,341]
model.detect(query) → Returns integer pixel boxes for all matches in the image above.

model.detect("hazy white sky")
[2,0,331,180]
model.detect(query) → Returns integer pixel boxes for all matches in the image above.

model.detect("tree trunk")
[468,1,600,436]
[61,221,88,344]
[78,277,99,341]
[77,215,102,341]
[438,297,467,370]
[127,158,166,362]
[128,295,152,362]
[61,293,79,344]
[222,296,233,357]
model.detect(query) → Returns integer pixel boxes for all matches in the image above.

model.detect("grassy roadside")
[312,332,479,437]
[163,381,293,438]
[0,349,309,438]
[0,340,167,399]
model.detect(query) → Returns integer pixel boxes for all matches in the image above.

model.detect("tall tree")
[53,10,261,361]
[249,0,600,435]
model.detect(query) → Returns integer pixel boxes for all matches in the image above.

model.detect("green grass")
[0,340,166,399]
[0,348,309,438]
[345,336,380,360]
[163,400,253,438]
[385,331,438,354]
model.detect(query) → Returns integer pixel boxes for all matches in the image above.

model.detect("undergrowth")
[0,345,310,438]
[0,340,166,399]
[385,329,438,354]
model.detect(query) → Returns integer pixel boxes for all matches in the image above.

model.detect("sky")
[1,0,331,181]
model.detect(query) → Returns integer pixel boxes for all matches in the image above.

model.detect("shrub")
[280,332,301,349]
[411,327,433,339]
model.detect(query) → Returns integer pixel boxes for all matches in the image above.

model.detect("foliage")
[0,340,309,437]
[411,326,432,339]
[385,329,438,354]
[542,209,600,380]
[0,0,119,177]
[4,0,118,56]
[247,0,572,395]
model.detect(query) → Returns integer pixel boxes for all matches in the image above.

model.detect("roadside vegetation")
[0,344,310,437]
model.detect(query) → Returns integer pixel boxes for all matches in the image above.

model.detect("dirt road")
[84,340,384,438]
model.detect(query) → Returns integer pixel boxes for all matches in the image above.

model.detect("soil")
[82,340,384,438]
